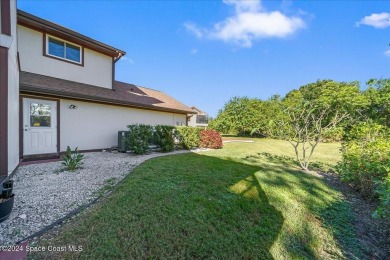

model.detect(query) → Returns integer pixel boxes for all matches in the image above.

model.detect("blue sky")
[18,0,390,117]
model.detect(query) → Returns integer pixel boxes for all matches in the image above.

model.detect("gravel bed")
[0,150,189,246]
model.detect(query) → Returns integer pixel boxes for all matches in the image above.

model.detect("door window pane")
[30,103,51,116]
[30,116,51,127]
[30,103,51,127]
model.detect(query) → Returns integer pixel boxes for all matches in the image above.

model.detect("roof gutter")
[114,52,123,63]
[112,52,124,91]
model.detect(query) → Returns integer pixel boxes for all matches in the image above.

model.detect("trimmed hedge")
[200,129,223,149]
[126,125,224,153]
[154,125,176,152]
[127,124,154,155]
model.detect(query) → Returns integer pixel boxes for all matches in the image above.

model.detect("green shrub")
[374,176,390,218]
[176,126,201,149]
[61,146,84,171]
[154,125,175,152]
[124,125,213,152]
[337,122,390,218]
[199,129,223,149]
[127,124,154,155]
[322,127,344,142]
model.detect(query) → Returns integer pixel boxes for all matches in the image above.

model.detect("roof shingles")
[20,72,194,114]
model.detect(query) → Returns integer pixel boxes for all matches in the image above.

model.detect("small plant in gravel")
[11,228,21,236]
[95,178,117,197]
[61,146,84,171]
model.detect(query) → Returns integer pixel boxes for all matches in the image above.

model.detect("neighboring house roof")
[191,106,207,115]
[20,72,196,114]
[17,10,126,59]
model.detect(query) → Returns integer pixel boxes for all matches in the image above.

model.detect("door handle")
[24,128,29,131]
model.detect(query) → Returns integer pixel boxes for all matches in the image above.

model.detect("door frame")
[20,94,60,158]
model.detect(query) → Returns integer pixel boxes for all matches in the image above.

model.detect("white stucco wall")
[17,25,112,89]
[7,0,19,175]
[188,114,197,127]
[60,99,186,151]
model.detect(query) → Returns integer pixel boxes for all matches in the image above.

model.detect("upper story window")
[46,35,82,64]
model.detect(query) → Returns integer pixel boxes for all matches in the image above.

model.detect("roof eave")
[17,10,126,58]
[20,85,196,115]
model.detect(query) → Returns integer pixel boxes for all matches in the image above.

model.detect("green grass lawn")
[220,138,341,166]
[30,139,365,259]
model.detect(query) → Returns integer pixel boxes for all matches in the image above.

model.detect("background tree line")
[209,79,390,218]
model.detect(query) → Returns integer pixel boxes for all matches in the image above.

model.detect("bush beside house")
[175,126,202,149]
[127,124,154,155]
[154,125,176,152]
[199,129,223,149]
[125,125,222,154]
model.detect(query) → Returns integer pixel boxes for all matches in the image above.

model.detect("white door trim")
[23,97,58,156]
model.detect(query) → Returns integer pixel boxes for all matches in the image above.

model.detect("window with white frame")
[46,35,82,64]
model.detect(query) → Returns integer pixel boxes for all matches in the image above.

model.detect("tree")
[362,79,390,127]
[272,80,367,172]
[212,97,265,136]
[250,94,284,138]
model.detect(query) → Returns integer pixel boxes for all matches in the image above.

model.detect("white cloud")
[223,0,262,13]
[384,50,390,57]
[184,0,306,47]
[356,12,390,29]
[183,22,205,38]
[212,11,305,47]
[121,56,134,64]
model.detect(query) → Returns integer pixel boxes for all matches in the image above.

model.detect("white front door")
[23,98,57,155]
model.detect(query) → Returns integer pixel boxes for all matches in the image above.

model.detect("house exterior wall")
[7,0,19,175]
[0,0,19,176]
[173,114,186,126]
[17,25,113,89]
[188,115,197,127]
[60,99,186,151]
[0,0,19,177]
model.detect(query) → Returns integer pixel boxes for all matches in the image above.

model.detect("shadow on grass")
[30,152,361,259]
[254,152,334,172]
[238,152,364,258]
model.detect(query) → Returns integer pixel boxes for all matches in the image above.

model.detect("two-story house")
[0,1,195,181]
